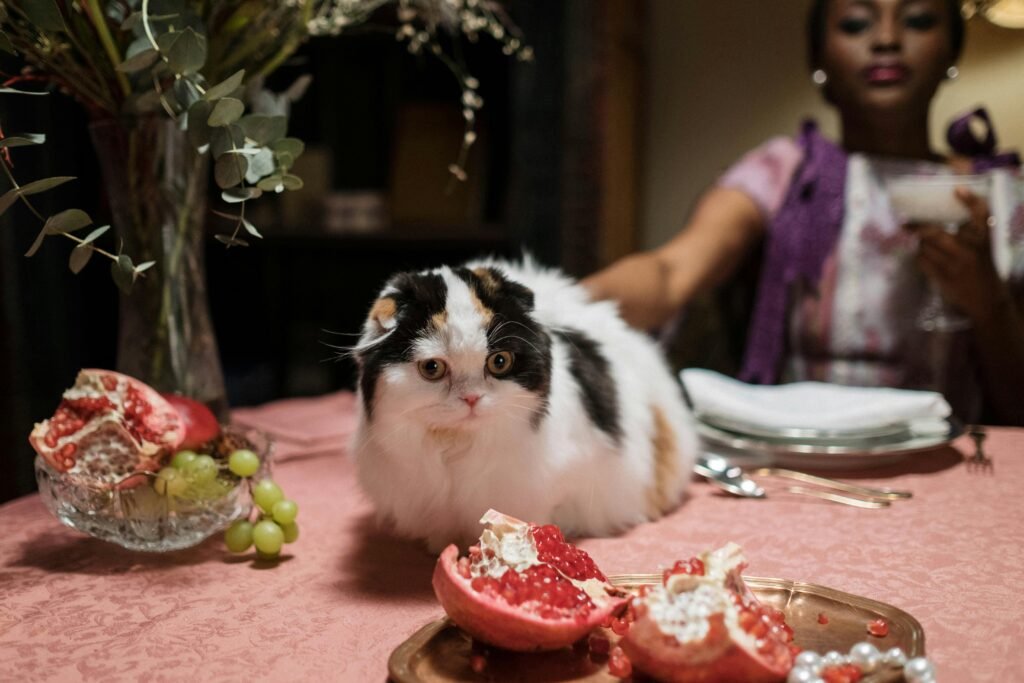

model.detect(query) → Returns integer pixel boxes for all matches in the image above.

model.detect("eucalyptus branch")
[84,0,132,97]
[1,159,119,262]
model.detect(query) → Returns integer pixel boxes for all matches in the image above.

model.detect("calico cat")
[350,258,697,552]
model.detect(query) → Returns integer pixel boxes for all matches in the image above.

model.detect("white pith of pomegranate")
[432,509,627,652]
[620,543,797,683]
[29,369,185,485]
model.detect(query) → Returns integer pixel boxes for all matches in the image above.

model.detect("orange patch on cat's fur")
[466,269,495,324]
[645,406,679,519]
[432,310,448,330]
[369,297,397,331]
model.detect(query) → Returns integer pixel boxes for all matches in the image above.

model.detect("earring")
[811,69,828,86]
[946,65,960,80]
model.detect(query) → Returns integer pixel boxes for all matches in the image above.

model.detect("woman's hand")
[908,187,1007,324]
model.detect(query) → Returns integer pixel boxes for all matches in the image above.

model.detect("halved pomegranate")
[29,369,185,485]
[620,543,796,683]
[161,393,220,449]
[432,510,628,652]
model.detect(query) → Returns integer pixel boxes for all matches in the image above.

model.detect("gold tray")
[388,576,924,683]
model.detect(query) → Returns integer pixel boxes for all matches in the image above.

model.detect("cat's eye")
[418,358,448,381]
[486,351,515,376]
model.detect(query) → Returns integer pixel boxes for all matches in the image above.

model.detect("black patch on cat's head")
[357,271,447,419]
[455,266,552,428]
[553,328,622,444]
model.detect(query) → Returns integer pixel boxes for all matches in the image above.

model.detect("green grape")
[252,519,284,555]
[184,454,219,485]
[224,520,254,553]
[271,499,298,525]
[228,449,260,478]
[153,467,188,497]
[280,521,299,544]
[170,450,198,469]
[252,479,284,513]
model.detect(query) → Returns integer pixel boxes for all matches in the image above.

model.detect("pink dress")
[718,137,1024,420]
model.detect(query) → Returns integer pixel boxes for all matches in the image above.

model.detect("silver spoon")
[694,454,766,498]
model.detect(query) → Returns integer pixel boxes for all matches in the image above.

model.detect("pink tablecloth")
[1,391,1022,682]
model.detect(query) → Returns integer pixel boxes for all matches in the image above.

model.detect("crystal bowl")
[34,427,272,552]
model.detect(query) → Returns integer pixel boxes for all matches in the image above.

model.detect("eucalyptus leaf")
[221,187,262,204]
[164,27,206,76]
[242,217,262,238]
[0,87,49,96]
[68,245,93,274]
[212,210,240,221]
[117,48,160,74]
[111,254,136,293]
[244,148,275,183]
[281,174,304,191]
[271,137,305,159]
[0,189,19,217]
[284,75,313,103]
[25,225,49,257]
[0,32,15,55]
[0,134,45,148]
[44,208,92,234]
[210,124,244,159]
[221,148,262,156]
[22,0,66,32]
[204,70,246,102]
[214,154,248,189]
[186,100,213,149]
[125,36,153,59]
[133,89,164,113]
[172,78,200,110]
[16,176,76,196]
[214,234,249,247]
[208,97,244,127]
[238,115,287,145]
[81,225,111,245]
[257,175,284,193]
[275,152,295,172]
[135,261,156,273]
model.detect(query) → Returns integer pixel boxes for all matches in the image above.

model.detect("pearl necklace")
[788,642,937,682]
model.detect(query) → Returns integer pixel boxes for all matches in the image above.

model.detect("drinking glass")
[885,173,990,332]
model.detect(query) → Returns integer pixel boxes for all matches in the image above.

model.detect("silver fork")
[966,425,993,472]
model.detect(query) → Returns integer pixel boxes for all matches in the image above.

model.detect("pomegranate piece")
[867,618,889,637]
[620,544,796,683]
[29,369,185,485]
[432,510,627,652]
[818,612,830,625]
[162,393,220,449]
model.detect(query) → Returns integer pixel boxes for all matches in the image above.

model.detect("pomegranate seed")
[44,433,58,448]
[588,633,610,656]
[610,617,630,636]
[867,618,889,637]
[739,610,759,632]
[822,663,863,683]
[818,612,829,625]
[607,647,632,678]
[469,654,487,674]
[102,376,118,391]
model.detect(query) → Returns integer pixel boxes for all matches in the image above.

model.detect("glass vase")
[89,117,229,421]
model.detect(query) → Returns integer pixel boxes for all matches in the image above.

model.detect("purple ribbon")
[947,107,1021,172]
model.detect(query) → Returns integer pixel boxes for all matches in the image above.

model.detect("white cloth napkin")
[680,368,951,432]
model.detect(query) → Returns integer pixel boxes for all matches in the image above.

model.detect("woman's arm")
[914,188,1024,425]
[583,187,766,331]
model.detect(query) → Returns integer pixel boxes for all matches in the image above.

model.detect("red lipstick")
[864,63,909,85]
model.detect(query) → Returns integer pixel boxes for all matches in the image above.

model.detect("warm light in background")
[965,0,1024,28]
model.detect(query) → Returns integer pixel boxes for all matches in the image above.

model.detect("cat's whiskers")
[491,334,546,356]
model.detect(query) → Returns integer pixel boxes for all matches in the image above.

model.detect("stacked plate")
[681,369,961,469]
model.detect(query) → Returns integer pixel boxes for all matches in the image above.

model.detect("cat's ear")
[366,296,399,336]
[472,267,535,311]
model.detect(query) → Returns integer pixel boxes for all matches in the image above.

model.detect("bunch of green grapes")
[223,449,299,559]
[153,450,233,501]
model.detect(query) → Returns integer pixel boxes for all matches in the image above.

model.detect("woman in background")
[585,0,1024,424]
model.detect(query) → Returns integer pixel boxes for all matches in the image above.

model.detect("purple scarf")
[739,109,1020,385]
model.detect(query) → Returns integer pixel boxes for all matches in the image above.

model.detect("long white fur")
[351,258,697,552]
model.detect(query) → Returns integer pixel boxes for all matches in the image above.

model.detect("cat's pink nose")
[461,393,481,408]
